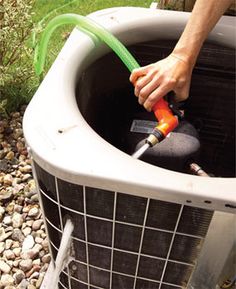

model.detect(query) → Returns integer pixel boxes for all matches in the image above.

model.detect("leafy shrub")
[0,0,38,116]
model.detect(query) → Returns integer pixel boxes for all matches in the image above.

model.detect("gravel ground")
[0,107,50,289]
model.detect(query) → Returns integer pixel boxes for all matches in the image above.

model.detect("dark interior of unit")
[76,40,235,177]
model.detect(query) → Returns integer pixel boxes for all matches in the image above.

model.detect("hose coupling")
[145,128,164,147]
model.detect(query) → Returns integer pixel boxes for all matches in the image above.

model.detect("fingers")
[135,73,177,111]
[136,75,162,106]
[129,64,152,84]
[142,83,172,111]
[130,65,161,107]
[134,69,158,93]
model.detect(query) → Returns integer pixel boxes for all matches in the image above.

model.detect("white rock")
[14,204,23,213]
[22,235,34,252]
[33,244,42,252]
[12,212,24,228]
[41,239,48,250]
[0,274,14,286]
[4,226,13,233]
[22,206,30,213]
[13,269,25,284]
[32,220,43,231]
[0,228,12,242]
[3,174,13,186]
[27,208,39,218]
[19,165,32,173]
[11,229,24,242]
[12,247,21,257]
[30,194,39,203]
[22,174,31,182]
[40,232,47,239]
[0,242,5,254]
[32,259,40,266]
[13,260,20,267]
[6,260,13,268]
[35,237,43,244]
[19,259,33,272]
[0,260,11,273]
[12,241,20,248]
[3,215,12,226]
[22,227,31,237]
[3,249,15,260]
[41,253,51,264]
[29,272,39,280]
[5,239,13,250]
[0,206,5,217]
[17,279,29,289]
[25,220,33,227]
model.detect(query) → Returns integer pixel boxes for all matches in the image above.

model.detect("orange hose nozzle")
[152,98,178,138]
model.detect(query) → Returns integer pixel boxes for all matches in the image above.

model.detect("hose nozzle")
[145,98,179,147]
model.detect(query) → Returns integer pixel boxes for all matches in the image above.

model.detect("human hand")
[129,54,193,111]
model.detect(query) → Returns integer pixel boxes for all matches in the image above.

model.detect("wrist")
[172,35,205,68]
[171,49,197,68]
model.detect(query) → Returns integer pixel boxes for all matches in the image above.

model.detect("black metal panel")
[41,193,60,228]
[116,193,147,225]
[114,223,142,252]
[163,262,193,287]
[49,241,59,260]
[69,261,88,283]
[136,279,159,289]
[34,162,57,200]
[89,267,110,289]
[146,200,181,231]
[177,206,213,237]
[112,273,134,289]
[34,163,214,289]
[138,256,165,280]
[170,234,202,264]
[58,179,84,212]
[59,272,69,288]
[87,217,112,247]
[70,278,88,289]
[142,229,172,258]
[88,244,111,270]
[113,250,138,275]
[86,187,114,219]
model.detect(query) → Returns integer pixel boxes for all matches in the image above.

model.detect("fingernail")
[138,98,144,105]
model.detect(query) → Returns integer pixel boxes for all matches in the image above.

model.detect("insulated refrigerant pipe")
[34,13,178,148]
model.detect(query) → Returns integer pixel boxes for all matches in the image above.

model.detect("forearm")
[172,0,233,66]
[129,0,233,110]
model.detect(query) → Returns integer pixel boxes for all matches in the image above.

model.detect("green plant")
[0,0,38,115]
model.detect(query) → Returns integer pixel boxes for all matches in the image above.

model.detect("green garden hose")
[34,13,140,75]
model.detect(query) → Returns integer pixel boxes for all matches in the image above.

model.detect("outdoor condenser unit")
[23,7,236,289]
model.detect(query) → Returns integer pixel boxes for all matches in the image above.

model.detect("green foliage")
[0,0,153,116]
[0,0,38,115]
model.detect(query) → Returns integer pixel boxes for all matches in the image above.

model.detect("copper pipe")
[189,162,209,177]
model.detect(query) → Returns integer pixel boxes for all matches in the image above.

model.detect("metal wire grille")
[34,163,213,289]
